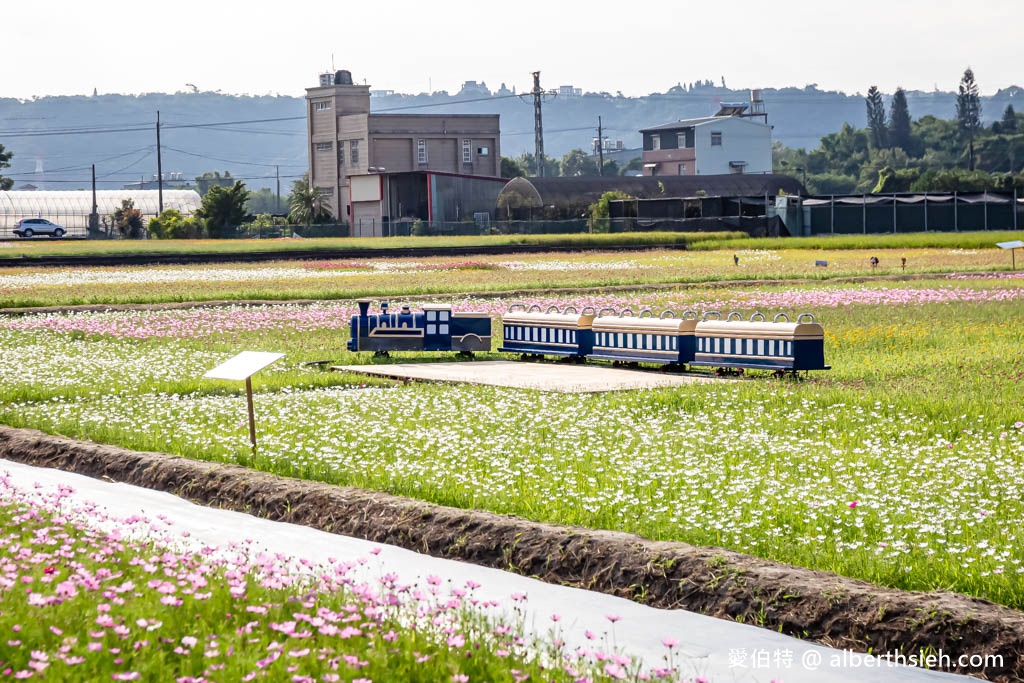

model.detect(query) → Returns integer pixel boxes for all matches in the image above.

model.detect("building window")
[462,139,472,163]
[677,163,687,175]
[315,142,333,152]
[337,144,345,166]
[711,131,723,146]
[314,101,331,112]
[350,140,359,164]
[677,132,691,148]
[477,146,489,156]
[417,139,427,164]
[650,134,661,151]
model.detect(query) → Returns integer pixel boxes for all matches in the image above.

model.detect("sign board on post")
[204,351,284,452]
[996,240,1024,270]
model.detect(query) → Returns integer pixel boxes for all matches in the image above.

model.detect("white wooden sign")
[204,351,284,381]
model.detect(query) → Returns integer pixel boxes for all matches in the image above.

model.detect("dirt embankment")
[1,426,1021,681]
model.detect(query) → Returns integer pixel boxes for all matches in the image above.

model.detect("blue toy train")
[347,300,829,374]
[347,299,492,354]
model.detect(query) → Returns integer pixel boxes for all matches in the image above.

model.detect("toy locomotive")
[347,299,492,354]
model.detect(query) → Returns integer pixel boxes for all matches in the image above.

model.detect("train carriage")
[589,309,698,366]
[498,305,595,358]
[691,312,830,373]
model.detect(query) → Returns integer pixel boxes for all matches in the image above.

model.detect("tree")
[888,88,913,154]
[975,132,1024,174]
[514,152,559,178]
[910,168,993,192]
[195,170,235,196]
[956,68,982,171]
[998,104,1017,134]
[619,157,643,175]
[859,148,913,191]
[112,199,144,239]
[601,159,620,176]
[817,123,870,177]
[196,180,249,237]
[871,166,919,194]
[805,173,858,195]
[500,156,525,178]
[912,115,960,165]
[287,176,333,225]
[587,190,631,232]
[147,209,204,239]
[0,143,12,191]
[559,149,599,177]
[865,86,889,149]
[245,187,283,215]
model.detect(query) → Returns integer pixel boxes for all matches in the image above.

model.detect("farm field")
[1,255,1023,612]
[1,229,1021,261]
[1,240,1022,309]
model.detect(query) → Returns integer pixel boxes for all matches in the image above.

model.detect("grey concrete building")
[306,70,501,236]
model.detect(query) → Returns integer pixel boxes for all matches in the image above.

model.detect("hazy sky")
[6,0,1021,100]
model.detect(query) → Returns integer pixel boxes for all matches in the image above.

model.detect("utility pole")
[156,111,164,214]
[90,164,98,233]
[531,71,546,177]
[597,116,604,176]
[275,165,281,213]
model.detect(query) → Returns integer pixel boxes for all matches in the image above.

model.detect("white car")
[13,218,66,238]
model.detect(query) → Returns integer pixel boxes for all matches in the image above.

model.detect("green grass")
[3,229,1021,260]
[689,229,1024,251]
[0,230,739,259]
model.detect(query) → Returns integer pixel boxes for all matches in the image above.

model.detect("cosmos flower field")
[1,243,1024,682]
[2,248,1023,609]
[0,474,687,682]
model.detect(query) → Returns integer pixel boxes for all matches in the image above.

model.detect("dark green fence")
[807,193,1021,234]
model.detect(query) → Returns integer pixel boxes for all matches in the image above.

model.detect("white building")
[639,102,771,177]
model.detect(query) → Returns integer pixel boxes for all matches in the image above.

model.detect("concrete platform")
[332,360,718,393]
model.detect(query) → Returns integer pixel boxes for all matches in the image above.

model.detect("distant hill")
[2,84,1020,191]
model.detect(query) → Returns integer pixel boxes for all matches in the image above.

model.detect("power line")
[162,145,303,168]
[0,93,526,139]
[98,149,155,178]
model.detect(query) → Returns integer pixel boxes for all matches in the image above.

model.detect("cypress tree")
[956,68,982,171]
[865,85,889,149]
[889,88,913,153]
[1000,104,1017,133]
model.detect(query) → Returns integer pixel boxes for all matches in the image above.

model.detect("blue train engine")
[347,299,492,355]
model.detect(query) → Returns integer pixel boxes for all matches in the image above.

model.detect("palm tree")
[288,176,333,224]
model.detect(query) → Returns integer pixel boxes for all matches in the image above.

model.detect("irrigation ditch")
[1,426,1021,681]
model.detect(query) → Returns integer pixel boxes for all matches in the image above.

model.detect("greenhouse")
[0,190,202,237]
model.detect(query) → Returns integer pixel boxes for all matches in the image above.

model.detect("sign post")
[996,240,1024,270]
[204,351,285,453]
